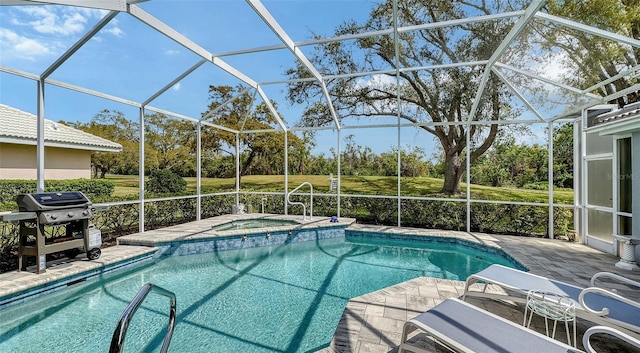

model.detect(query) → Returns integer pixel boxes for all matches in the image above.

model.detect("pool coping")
[0,245,157,308]
[345,225,526,271]
[116,213,355,247]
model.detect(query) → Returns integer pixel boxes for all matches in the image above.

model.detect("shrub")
[0,179,114,206]
[146,169,187,194]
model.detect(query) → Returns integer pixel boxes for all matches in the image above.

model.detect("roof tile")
[0,104,122,152]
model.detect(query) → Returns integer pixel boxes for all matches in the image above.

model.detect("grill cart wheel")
[87,248,101,260]
[64,248,81,259]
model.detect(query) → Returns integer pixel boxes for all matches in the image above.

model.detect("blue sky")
[1,0,424,155]
[0,1,584,157]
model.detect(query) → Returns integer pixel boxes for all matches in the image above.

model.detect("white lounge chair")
[399,298,640,353]
[462,264,640,339]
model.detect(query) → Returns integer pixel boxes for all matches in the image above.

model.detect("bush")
[0,179,115,207]
[522,182,549,191]
[146,169,187,194]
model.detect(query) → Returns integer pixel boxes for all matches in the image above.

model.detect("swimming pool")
[0,234,521,353]
[211,218,300,232]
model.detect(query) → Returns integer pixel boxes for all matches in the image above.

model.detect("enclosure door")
[581,106,617,254]
[583,135,633,254]
[584,155,614,253]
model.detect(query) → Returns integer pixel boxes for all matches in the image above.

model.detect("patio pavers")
[320,226,640,353]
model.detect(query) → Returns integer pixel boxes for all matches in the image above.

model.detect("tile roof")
[594,101,640,126]
[0,104,122,152]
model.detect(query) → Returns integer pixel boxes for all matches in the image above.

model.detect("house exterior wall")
[0,143,91,179]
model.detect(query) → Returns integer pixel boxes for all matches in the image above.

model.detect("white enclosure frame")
[1,0,640,243]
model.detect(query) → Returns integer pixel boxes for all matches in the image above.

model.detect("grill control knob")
[67,211,74,218]
[50,213,58,220]
[83,210,89,216]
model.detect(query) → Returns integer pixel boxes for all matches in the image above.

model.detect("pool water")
[0,236,519,353]
[211,218,300,231]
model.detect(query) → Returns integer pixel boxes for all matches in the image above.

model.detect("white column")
[36,80,45,193]
[284,131,289,215]
[138,107,145,233]
[196,123,201,220]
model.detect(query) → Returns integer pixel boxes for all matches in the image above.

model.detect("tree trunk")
[100,167,108,179]
[441,151,463,195]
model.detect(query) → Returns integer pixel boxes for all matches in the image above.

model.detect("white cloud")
[354,74,397,89]
[13,6,123,37]
[0,28,51,60]
[103,26,124,38]
[18,6,87,35]
[537,51,571,81]
[172,83,182,91]
[1,6,126,65]
[165,49,180,56]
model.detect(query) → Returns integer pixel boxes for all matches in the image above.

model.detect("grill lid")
[16,192,91,212]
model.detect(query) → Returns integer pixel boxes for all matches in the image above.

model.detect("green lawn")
[106,174,574,204]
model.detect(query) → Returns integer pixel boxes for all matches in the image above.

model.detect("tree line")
[66,103,574,190]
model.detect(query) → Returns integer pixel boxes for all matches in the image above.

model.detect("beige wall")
[0,143,92,179]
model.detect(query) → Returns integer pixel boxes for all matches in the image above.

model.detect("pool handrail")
[287,182,313,220]
[109,283,177,353]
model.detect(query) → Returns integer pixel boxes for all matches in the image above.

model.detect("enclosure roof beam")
[597,83,640,106]
[208,11,525,59]
[583,64,640,95]
[145,105,237,133]
[1,0,135,11]
[546,83,640,123]
[492,67,545,121]
[41,10,119,80]
[535,12,640,49]
[238,89,258,133]
[142,59,207,107]
[200,87,252,128]
[494,63,600,98]
[256,85,287,131]
[240,129,281,134]
[46,78,141,107]
[127,4,259,89]
[468,0,547,122]
[259,61,489,85]
[0,65,40,81]
[246,0,339,130]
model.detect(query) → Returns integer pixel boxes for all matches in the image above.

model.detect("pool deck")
[322,224,640,353]
[1,216,640,352]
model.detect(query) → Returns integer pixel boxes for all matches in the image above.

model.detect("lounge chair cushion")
[465,265,640,330]
[401,298,581,353]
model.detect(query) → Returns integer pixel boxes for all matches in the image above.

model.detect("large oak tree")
[286,0,526,194]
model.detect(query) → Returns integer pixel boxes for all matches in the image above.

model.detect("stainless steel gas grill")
[3,191,102,273]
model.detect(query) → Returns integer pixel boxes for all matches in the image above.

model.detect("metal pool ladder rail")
[109,283,177,353]
[287,182,313,220]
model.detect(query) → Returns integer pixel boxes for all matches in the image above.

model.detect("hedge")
[0,179,115,206]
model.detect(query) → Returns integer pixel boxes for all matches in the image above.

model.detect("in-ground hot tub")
[210,218,300,232]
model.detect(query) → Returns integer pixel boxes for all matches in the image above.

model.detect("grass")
[105,174,574,204]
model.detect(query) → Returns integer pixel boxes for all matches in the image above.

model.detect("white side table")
[523,290,576,347]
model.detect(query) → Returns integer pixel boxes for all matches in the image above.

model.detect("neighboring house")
[0,104,122,180]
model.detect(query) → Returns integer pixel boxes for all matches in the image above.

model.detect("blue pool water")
[0,236,520,353]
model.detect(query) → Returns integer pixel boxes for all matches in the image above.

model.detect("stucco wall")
[0,143,91,179]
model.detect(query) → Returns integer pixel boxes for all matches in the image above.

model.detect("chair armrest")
[578,287,640,316]
[583,326,640,353]
[590,272,640,289]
